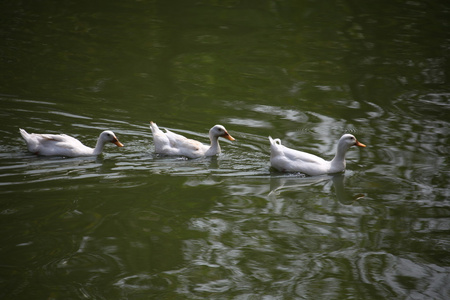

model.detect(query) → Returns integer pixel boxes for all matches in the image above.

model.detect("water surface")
[0,0,449,299]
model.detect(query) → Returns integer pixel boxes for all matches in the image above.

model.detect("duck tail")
[268,136,282,146]
[149,121,160,133]
[19,128,29,139]
[269,136,285,158]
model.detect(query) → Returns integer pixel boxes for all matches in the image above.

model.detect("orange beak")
[222,132,235,141]
[112,137,124,147]
[355,140,366,147]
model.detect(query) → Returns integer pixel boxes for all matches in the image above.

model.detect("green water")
[1,0,449,299]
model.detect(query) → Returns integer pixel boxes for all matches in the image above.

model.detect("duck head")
[339,134,366,150]
[210,125,235,141]
[100,130,124,147]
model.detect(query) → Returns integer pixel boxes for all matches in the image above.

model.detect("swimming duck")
[269,134,366,175]
[150,122,235,159]
[19,128,123,157]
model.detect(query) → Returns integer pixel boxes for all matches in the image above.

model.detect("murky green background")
[1,0,449,299]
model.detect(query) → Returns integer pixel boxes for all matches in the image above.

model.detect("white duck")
[19,128,124,157]
[150,122,235,159]
[269,134,366,175]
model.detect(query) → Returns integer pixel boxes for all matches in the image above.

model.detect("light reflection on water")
[170,171,449,299]
[0,2,450,292]
[2,91,448,297]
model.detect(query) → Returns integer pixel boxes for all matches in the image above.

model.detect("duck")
[268,134,366,175]
[19,128,124,157]
[150,122,235,159]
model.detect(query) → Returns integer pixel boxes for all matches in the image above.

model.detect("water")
[1,0,449,299]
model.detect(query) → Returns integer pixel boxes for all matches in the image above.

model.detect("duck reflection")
[206,155,220,169]
[330,173,365,204]
[269,173,364,204]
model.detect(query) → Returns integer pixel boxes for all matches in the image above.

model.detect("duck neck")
[206,134,221,156]
[329,144,347,172]
[93,138,106,155]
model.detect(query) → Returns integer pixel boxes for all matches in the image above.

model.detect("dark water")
[1,0,449,299]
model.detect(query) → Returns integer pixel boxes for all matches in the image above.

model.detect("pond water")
[0,0,449,299]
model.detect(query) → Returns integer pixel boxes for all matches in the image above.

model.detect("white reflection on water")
[1,93,449,299]
[251,104,309,123]
[174,177,363,298]
[164,170,450,299]
[224,117,271,128]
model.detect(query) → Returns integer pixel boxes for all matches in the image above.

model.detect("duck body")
[150,122,234,159]
[269,134,366,175]
[19,129,123,157]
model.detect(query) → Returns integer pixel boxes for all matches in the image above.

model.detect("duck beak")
[355,140,366,147]
[112,137,124,147]
[222,132,235,141]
